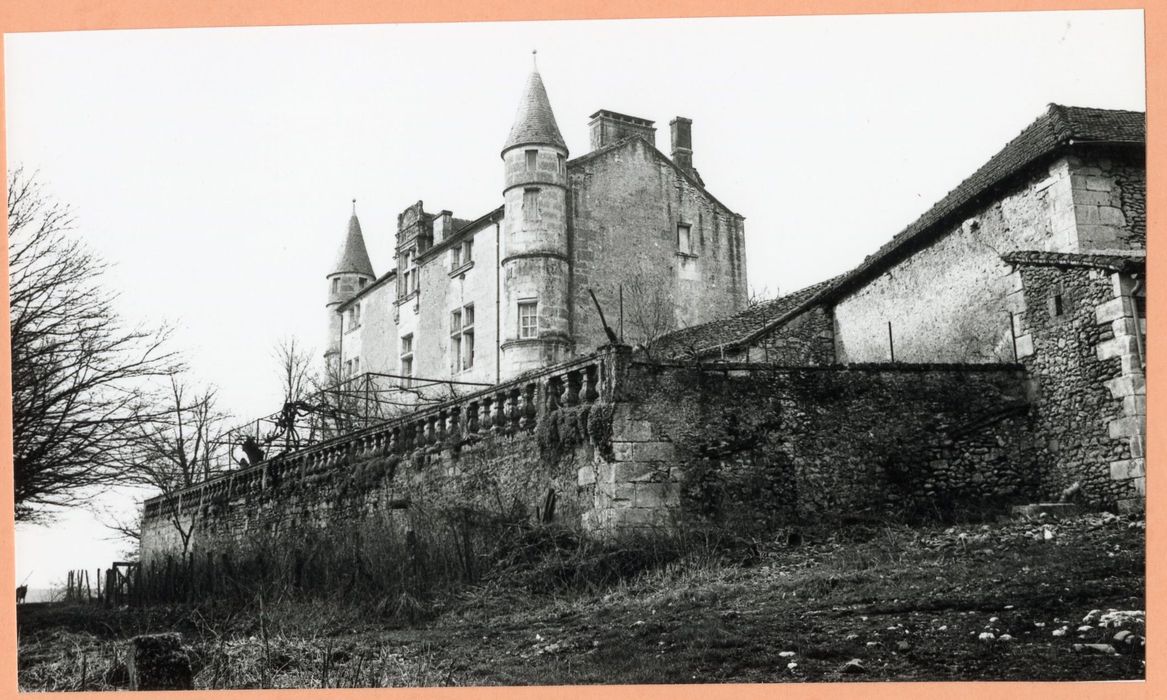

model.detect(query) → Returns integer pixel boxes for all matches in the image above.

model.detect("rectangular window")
[353,357,359,375]
[677,223,692,254]
[400,334,414,387]
[523,188,540,221]
[518,300,538,339]
[354,303,361,327]
[526,149,538,170]
[463,238,473,263]
[450,305,475,371]
[358,277,366,289]
[451,246,461,270]
[332,278,339,293]
[557,154,565,174]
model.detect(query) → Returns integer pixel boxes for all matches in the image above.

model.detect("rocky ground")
[17,511,1145,689]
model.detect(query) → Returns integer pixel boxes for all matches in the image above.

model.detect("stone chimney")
[432,210,453,242]
[589,110,656,151]
[670,117,694,175]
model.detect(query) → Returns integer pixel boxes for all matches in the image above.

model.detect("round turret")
[325,204,375,363]
[499,65,572,378]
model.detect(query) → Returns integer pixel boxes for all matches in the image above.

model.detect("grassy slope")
[17,512,1145,690]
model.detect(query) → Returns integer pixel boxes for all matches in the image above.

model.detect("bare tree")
[622,265,677,352]
[121,375,230,560]
[8,168,180,522]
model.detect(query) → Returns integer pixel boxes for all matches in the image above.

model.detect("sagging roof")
[654,276,842,359]
[1002,249,1146,274]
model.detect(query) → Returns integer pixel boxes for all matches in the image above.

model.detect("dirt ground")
[17,511,1145,689]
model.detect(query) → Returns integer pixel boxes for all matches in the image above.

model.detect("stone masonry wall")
[142,348,1041,560]
[599,363,1039,534]
[1007,263,1144,511]
[1068,150,1146,252]
[734,305,836,365]
[569,139,747,354]
[834,157,1075,364]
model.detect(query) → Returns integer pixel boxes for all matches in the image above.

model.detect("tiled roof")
[818,104,1145,302]
[654,276,842,358]
[331,213,375,277]
[1002,249,1145,273]
[503,70,567,152]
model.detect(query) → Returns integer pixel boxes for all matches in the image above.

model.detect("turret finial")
[532,49,537,70]
[352,198,357,215]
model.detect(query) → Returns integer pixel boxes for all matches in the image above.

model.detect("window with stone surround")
[523,188,541,221]
[400,334,414,387]
[518,300,538,339]
[450,304,475,371]
[526,149,537,170]
[677,223,693,255]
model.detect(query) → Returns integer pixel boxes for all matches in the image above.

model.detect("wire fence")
[204,371,494,476]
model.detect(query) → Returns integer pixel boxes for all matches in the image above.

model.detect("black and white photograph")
[7,7,1147,691]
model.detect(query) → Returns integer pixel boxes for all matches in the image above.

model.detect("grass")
[17,511,1145,689]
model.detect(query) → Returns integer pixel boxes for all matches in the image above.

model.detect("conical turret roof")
[330,212,375,277]
[503,69,567,153]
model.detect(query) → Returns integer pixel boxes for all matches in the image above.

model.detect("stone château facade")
[325,66,747,387]
[141,100,1146,562]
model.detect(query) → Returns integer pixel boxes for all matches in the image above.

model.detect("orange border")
[0,1,1159,699]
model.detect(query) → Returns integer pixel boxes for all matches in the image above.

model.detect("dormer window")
[526,149,538,170]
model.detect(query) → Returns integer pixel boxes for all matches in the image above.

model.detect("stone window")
[450,305,475,371]
[332,278,339,293]
[526,149,538,170]
[358,277,366,289]
[523,188,541,221]
[400,334,414,387]
[353,303,361,327]
[677,223,692,255]
[451,238,473,271]
[1048,291,1065,318]
[401,250,419,296]
[518,300,538,339]
[557,154,565,174]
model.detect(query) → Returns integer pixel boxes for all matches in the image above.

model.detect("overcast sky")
[6,10,1145,591]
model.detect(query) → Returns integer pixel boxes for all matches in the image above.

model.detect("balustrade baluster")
[493,393,507,430]
[583,364,600,403]
[467,401,480,433]
[521,383,538,429]
[507,388,521,430]
[565,370,582,406]
[547,376,562,412]
[448,407,461,441]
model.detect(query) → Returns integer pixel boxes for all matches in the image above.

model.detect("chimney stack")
[589,110,656,151]
[670,117,694,175]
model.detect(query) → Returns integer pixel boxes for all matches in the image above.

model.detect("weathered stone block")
[1108,416,1142,439]
[1095,297,1128,325]
[577,465,596,487]
[612,461,666,483]
[127,633,192,691]
[1104,375,1145,399]
[634,482,679,508]
[630,441,676,462]
[1109,459,1144,482]
[1014,334,1034,358]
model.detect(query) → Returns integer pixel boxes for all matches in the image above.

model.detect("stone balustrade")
[143,347,624,521]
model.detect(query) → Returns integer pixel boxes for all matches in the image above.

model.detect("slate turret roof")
[503,70,567,153]
[331,213,376,278]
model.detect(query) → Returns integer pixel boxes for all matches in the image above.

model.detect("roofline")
[337,269,397,311]
[589,109,655,126]
[417,205,505,263]
[567,136,745,219]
